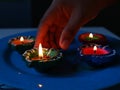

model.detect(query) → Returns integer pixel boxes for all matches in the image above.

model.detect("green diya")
[8,36,35,54]
[22,45,62,71]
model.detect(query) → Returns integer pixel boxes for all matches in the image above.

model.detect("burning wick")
[20,36,24,43]
[93,46,97,54]
[38,43,43,58]
[89,33,93,39]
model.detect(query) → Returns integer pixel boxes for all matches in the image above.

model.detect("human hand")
[34,0,117,50]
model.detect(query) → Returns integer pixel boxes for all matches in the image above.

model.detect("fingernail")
[61,40,69,50]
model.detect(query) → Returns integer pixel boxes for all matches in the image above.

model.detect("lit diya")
[8,36,35,54]
[23,44,62,71]
[78,33,107,45]
[79,44,117,67]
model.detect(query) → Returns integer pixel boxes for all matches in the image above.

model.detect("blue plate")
[0,31,120,90]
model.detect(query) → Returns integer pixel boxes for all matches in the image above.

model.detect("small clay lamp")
[78,33,107,45]
[8,36,35,54]
[79,44,117,68]
[22,43,62,71]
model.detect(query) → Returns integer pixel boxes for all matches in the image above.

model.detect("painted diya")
[8,36,35,54]
[78,33,107,45]
[23,44,62,71]
[78,44,117,68]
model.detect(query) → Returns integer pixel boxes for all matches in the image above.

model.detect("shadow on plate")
[0,83,21,90]
[3,47,82,77]
[100,83,120,90]
[29,50,81,77]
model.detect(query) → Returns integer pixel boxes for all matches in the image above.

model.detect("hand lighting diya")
[22,43,62,71]
[8,36,35,54]
[78,44,117,68]
[78,33,107,45]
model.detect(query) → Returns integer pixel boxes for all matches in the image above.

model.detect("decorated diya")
[23,44,62,71]
[78,44,117,67]
[8,36,35,54]
[78,32,107,45]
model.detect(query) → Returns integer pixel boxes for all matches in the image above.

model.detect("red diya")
[22,43,62,71]
[78,32,107,45]
[8,36,35,54]
[10,36,33,45]
[82,45,109,55]
[79,44,117,67]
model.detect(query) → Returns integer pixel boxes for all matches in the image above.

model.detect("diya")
[78,32,107,45]
[8,36,35,54]
[22,44,62,71]
[78,44,117,68]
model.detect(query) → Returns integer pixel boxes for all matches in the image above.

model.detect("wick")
[89,37,92,40]
[89,36,93,41]
[94,50,97,55]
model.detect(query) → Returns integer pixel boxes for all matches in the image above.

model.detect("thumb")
[59,11,84,50]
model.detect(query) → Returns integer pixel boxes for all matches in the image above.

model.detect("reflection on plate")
[0,31,120,90]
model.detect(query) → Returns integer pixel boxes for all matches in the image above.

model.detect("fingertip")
[34,40,41,48]
[59,27,76,50]
[59,38,70,50]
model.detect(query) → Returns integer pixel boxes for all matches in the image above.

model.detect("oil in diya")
[78,44,117,68]
[8,36,35,54]
[23,43,62,71]
[78,33,108,45]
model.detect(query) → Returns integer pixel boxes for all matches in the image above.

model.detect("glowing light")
[18,72,22,75]
[38,43,43,57]
[93,46,97,51]
[38,84,43,88]
[89,33,93,38]
[20,36,24,42]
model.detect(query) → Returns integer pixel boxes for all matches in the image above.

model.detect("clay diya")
[78,44,117,68]
[23,44,62,71]
[78,33,107,45]
[8,36,35,54]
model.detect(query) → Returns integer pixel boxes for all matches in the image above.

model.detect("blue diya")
[8,36,35,54]
[78,44,117,68]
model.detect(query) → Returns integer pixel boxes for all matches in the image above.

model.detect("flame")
[20,37,24,42]
[38,43,43,57]
[93,46,97,51]
[89,33,93,38]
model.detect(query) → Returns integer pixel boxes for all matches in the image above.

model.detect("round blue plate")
[0,31,120,90]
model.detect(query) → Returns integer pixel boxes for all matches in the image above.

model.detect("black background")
[31,0,120,36]
[0,0,120,36]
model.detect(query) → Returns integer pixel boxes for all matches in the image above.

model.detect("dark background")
[0,0,120,36]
